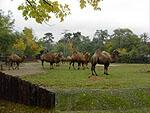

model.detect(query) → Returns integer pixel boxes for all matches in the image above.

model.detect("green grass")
[55,108,149,113]
[0,63,149,113]
[21,63,149,90]
[20,63,149,112]
[56,87,149,111]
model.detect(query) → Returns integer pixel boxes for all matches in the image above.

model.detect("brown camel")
[54,52,63,66]
[40,52,62,69]
[8,54,26,70]
[69,51,88,70]
[66,56,72,62]
[82,51,91,69]
[91,49,119,76]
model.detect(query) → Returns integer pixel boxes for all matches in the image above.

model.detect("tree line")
[0,10,149,63]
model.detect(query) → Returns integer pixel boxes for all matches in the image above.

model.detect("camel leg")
[91,65,94,75]
[69,61,72,69]
[16,62,19,70]
[72,62,75,69]
[104,63,109,75]
[78,62,81,70]
[104,65,106,74]
[82,62,85,70]
[41,60,44,69]
[52,63,54,69]
[50,62,53,69]
[91,64,97,76]
[93,65,98,76]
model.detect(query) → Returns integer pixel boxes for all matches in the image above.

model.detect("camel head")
[112,50,119,56]
[22,55,26,61]
[111,50,120,62]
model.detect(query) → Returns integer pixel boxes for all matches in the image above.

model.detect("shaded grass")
[0,99,51,113]
[0,99,148,113]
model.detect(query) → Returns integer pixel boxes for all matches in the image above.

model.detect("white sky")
[0,0,149,41]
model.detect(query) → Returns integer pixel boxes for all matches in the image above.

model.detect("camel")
[54,52,63,66]
[66,56,72,62]
[8,54,26,70]
[82,51,91,69]
[40,52,63,69]
[69,51,90,70]
[91,49,119,76]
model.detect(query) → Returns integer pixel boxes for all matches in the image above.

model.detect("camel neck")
[111,54,117,63]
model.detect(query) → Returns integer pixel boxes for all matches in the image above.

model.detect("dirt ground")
[1,62,45,76]
[1,62,121,77]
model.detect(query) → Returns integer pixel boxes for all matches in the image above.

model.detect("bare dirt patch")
[88,75,105,81]
[1,62,45,76]
[96,64,121,67]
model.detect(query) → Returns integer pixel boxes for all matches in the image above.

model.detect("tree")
[108,28,148,63]
[92,29,109,51]
[13,33,26,55]
[56,32,73,56]
[23,27,40,56]
[140,33,149,43]
[72,32,82,51]
[0,10,16,55]
[17,0,102,23]
[80,36,91,52]
[110,28,139,51]
[43,32,54,51]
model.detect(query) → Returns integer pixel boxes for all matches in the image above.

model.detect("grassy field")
[21,63,149,90]
[0,63,149,113]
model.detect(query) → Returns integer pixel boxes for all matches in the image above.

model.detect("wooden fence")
[0,72,55,110]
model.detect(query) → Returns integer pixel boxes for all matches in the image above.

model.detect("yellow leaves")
[117,48,128,56]
[31,41,39,51]
[18,0,71,23]
[80,0,101,10]
[80,0,86,9]
[23,27,35,46]
[13,38,26,51]
[23,27,40,52]
[16,0,100,23]
[17,0,102,23]
[89,0,101,10]
[18,5,24,10]
[66,40,77,55]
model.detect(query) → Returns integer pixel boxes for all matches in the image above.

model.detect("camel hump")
[10,54,20,59]
[102,51,110,56]
[67,56,71,59]
[101,51,112,61]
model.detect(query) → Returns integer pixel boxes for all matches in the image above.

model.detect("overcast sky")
[0,0,149,41]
